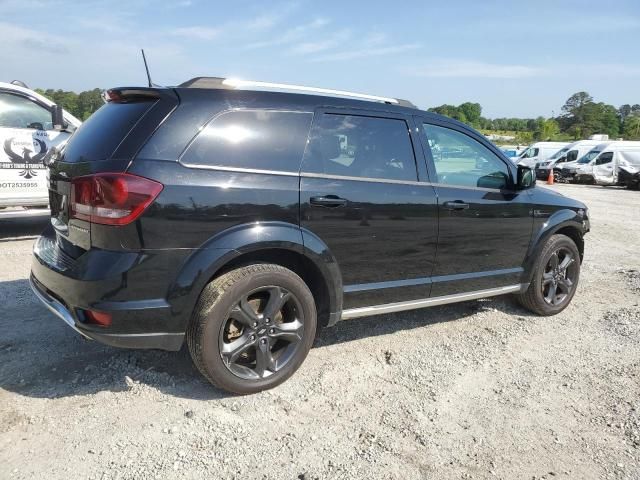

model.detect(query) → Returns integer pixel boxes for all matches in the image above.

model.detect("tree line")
[36,88,640,142]
[428,92,640,142]
[36,88,104,121]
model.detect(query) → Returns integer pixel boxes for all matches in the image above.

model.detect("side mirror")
[51,104,64,131]
[517,165,536,189]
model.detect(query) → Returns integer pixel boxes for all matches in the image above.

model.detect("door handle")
[310,195,348,208]
[443,200,470,211]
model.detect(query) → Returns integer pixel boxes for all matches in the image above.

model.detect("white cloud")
[245,18,330,49]
[288,29,351,55]
[313,43,420,62]
[170,26,220,40]
[405,60,546,79]
[0,22,69,54]
[577,64,640,77]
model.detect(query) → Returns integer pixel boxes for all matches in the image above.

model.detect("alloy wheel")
[541,247,578,306]
[218,286,304,380]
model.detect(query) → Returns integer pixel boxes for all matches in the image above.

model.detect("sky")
[1,0,639,118]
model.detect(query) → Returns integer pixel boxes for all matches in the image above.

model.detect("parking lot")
[0,183,639,480]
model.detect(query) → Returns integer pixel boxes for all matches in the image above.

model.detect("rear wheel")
[187,264,317,394]
[517,234,581,316]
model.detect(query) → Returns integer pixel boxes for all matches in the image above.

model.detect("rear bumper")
[30,275,184,350]
[30,226,187,351]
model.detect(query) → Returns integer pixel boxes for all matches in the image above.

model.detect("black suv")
[31,78,590,394]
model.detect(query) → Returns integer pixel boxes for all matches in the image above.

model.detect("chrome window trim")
[429,182,511,193]
[172,166,509,192]
[300,171,426,187]
[178,162,300,177]
[340,284,526,320]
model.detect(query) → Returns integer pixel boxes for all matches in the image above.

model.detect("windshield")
[549,146,570,160]
[577,149,602,164]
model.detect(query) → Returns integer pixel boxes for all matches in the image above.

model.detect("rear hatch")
[48,87,178,255]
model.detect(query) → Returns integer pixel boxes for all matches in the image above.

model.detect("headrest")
[312,134,341,160]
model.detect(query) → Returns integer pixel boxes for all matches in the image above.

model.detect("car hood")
[531,185,587,211]
[536,185,565,197]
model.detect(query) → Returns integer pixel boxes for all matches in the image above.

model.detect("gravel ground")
[0,184,639,480]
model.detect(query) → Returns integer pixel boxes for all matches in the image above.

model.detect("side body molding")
[168,222,343,330]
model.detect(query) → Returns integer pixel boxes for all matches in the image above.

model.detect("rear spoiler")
[102,87,164,103]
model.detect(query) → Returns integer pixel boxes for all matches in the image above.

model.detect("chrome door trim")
[340,284,526,320]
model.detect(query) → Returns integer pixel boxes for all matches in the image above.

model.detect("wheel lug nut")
[250,335,256,341]
[252,322,258,327]
[265,318,271,324]
[269,328,275,334]
[260,338,267,344]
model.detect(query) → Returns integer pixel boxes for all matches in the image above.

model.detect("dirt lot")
[1,184,639,480]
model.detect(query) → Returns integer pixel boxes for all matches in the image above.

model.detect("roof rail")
[179,76,417,108]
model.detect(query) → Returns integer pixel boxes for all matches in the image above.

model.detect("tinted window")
[182,110,312,172]
[0,92,52,130]
[566,150,578,162]
[63,101,155,162]
[423,124,511,189]
[303,114,417,182]
[595,152,613,165]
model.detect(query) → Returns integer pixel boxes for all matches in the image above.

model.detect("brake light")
[70,173,163,226]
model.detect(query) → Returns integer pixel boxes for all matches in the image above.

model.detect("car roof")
[168,84,472,133]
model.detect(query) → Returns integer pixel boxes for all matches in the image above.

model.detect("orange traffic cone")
[547,169,554,185]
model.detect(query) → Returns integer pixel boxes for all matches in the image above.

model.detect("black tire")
[516,234,581,316]
[187,264,317,394]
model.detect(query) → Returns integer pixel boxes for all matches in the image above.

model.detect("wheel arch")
[522,209,586,284]
[169,222,343,332]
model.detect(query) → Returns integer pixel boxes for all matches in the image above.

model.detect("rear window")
[181,110,313,172]
[62,101,155,163]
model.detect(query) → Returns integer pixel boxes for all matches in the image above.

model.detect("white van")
[0,81,81,213]
[562,142,640,183]
[586,145,640,186]
[535,140,606,180]
[516,141,569,168]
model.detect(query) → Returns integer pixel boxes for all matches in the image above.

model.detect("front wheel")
[187,264,317,394]
[516,234,581,316]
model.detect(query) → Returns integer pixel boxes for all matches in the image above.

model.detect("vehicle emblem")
[2,137,48,179]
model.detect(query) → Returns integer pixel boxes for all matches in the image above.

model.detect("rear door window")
[302,113,417,182]
[181,110,312,172]
[63,101,155,162]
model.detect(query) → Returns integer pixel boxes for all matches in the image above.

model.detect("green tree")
[35,88,104,120]
[536,118,560,140]
[77,89,104,120]
[458,102,482,127]
[624,113,640,140]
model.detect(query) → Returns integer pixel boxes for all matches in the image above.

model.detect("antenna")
[141,49,153,87]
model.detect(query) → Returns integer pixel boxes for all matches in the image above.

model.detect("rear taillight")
[70,173,163,226]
